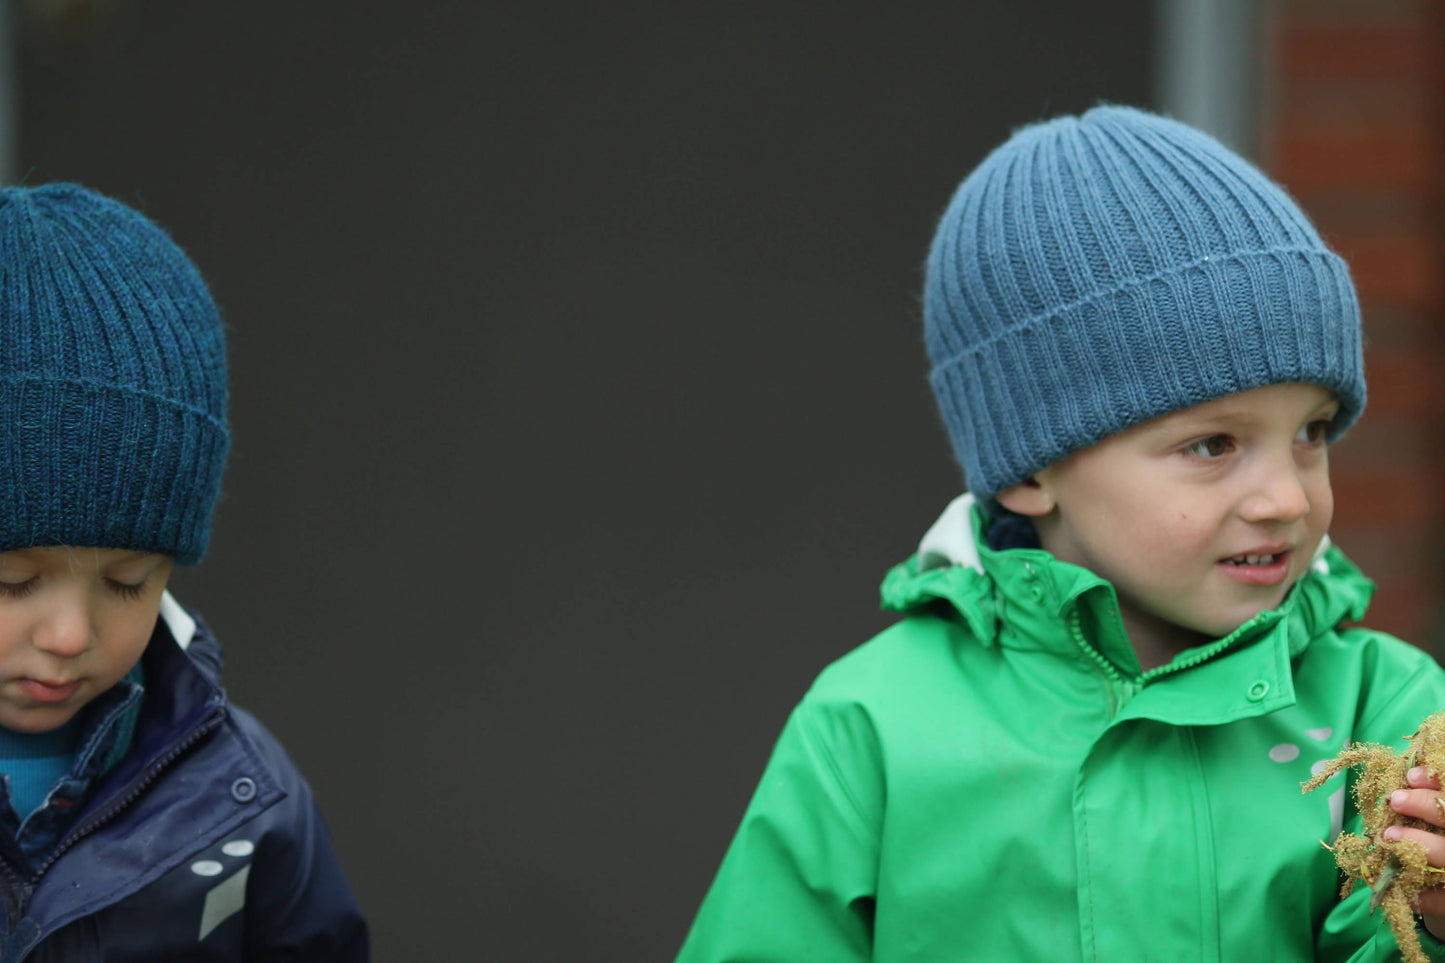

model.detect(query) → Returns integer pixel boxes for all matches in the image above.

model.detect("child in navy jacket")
[0,183,367,960]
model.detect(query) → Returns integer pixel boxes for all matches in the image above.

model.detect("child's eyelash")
[0,579,37,600]
[0,578,150,601]
[107,579,148,601]
[1184,435,1233,458]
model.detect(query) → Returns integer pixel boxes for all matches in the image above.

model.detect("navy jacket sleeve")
[233,708,369,962]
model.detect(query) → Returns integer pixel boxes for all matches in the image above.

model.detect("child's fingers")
[1373,775,1445,924]
[1408,766,1444,791]
[1417,892,1445,919]
[1390,788,1445,829]
[1384,823,1445,866]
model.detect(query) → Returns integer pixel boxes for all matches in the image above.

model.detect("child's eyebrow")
[1150,408,1260,434]
[1155,399,1341,436]
[100,551,164,567]
[68,549,161,572]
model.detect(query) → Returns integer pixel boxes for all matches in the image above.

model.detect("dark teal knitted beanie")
[0,184,228,564]
[923,105,1364,506]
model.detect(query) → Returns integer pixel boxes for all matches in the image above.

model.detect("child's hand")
[1386,766,1445,937]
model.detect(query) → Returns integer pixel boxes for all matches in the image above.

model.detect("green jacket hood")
[880,493,1375,670]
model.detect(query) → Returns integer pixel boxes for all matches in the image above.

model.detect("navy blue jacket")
[0,606,368,961]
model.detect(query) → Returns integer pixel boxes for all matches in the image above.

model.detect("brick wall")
[1261,0,1445,646]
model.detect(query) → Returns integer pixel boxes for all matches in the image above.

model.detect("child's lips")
[17,678,81,703]
[1216,549,1293,586]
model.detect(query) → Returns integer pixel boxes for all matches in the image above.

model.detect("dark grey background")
[18,3,1153,957]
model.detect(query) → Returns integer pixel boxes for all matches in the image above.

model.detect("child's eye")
[0,578,38,600]
[1185,435,1234,458]
[105,579,148,602]
[1296,418,1332,445]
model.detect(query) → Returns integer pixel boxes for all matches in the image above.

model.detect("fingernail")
[1392,790,1409,808]
[1385,826,1403,841]
[1410,766,1426,782]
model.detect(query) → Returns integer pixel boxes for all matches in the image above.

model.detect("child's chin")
[0,707,77,735]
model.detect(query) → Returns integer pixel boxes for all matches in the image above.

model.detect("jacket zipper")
[32,708,225,880]
[1141,611,1276,684]
[1144,640,1230,681]
[0,713,221,958]
[0,850,31,951]
[1067,607,1139,718]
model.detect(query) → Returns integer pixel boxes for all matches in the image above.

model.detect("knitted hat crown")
[923,105,1364,506]
[0,183,228,564]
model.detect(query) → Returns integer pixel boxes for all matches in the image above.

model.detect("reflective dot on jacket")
[222,840,254,858]
[1268,743,1301,763]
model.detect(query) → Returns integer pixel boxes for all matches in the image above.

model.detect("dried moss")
[1303,710,1445,963]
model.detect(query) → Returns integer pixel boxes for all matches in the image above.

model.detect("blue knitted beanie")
[923,105,1364,507]
[0,184,228,564]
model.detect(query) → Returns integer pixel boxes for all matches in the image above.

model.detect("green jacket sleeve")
[675,699,883,963]
[1323,888,1445,963]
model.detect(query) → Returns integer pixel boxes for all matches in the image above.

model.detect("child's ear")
[995,476,1054,517]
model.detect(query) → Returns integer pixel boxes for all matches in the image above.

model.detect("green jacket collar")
[882,494,1374,686]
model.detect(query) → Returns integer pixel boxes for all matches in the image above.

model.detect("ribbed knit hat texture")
[0,183,228,564]
[923,105,1364,506]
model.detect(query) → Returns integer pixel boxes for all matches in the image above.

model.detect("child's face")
[0,547,174,734]
[1029,382,1338,646]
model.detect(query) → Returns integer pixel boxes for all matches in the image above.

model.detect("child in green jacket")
[677,105,1445,961]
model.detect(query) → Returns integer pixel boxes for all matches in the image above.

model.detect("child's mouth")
[1223,553,1280,566]
[1216,551,1292,585]
[17,678,81,704]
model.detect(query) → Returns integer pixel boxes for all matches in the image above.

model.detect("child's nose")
[32,603,93,658]
[1239,461,1311,524]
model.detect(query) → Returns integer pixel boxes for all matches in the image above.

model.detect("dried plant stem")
[1304,711,1445,963]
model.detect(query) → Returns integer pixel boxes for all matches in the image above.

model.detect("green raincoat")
[678,496,1445,962]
